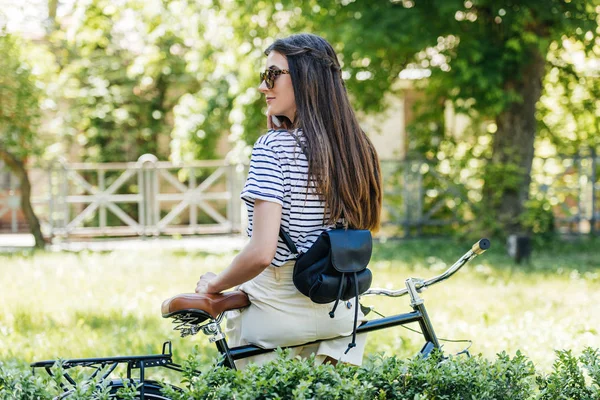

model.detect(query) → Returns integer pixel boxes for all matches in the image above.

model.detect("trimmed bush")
[537,348,600,400]
[0,361,52,400]
[2,348,599,399]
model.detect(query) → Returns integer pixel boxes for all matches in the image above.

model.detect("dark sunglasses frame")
[260,69,290,89]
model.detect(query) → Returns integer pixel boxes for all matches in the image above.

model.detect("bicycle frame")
[31,238,490,399]
[220,276,441,368]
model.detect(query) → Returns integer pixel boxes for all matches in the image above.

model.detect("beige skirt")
[225,261,367,369]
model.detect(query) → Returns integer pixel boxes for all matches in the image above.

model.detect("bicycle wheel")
[110,388,170,399]
[55,385,172,400]
[108,379,178,399]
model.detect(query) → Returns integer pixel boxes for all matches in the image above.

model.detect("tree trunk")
[47,0,59,32]
[482,48,546,236]
[0,148,46,249]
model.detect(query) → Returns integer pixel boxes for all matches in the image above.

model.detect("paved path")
[0,233,248,253]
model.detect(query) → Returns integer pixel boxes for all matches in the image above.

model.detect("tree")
[230,0,599,236]
[7,0,598,239]
[0,33,46,248]
[325,0,599,236]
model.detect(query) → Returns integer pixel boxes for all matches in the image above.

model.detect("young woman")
[194,33,382,367]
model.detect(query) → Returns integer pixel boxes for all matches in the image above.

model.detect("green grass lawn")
[0,236,598,382]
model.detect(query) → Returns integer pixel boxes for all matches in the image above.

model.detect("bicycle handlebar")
[362,238,491,298]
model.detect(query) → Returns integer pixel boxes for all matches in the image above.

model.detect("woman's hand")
[267,113,290,130]
[195,272,218,294]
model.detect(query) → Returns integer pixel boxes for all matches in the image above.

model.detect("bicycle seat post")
[202,318,236,369]
[202,320,225,343]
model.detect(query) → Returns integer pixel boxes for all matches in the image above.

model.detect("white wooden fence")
[0,155,246,237]
[1,151,598,238]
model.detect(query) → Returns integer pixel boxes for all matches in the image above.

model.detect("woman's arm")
[196,199,282,294]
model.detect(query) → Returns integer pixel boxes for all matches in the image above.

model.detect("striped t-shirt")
[241,128,333,267]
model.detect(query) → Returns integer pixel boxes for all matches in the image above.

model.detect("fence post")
[417,162,424,237]
[98,170,106,233]
[47,162,54,235]
[226,164,233,233]
[137,162,145,234]
[591,147,597,236]
[235,163,247,234]
[58,158,69,234]
[402,163,411,238]
[189,166,197,231]
[137,154,159,236]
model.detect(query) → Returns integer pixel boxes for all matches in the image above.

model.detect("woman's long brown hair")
[265,33,382,231]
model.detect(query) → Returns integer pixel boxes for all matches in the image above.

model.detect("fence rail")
[379,149,599,236]
[0,155,245,238]
[531,148,599,235]
[1,151,598,238]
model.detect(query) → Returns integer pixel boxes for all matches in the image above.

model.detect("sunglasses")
[260,69,290,89]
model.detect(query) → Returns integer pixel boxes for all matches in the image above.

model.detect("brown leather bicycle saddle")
[161,291,250,325]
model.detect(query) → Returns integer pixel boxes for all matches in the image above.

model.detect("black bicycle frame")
[220,296,439,368]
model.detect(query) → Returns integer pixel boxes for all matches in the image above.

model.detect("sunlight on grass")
[0,238,598,379]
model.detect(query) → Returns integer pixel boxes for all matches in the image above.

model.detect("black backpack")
[279,225,372,354]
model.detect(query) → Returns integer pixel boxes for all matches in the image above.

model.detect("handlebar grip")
[471,238,491,255]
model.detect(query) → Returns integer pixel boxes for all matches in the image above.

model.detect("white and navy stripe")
[241,129,333,267]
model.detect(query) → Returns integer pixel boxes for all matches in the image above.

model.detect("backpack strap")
[278,131,303,257]
[279,227,299,256]
[344,272,360,355]
[288,130,307,157]
[328,273,346,318]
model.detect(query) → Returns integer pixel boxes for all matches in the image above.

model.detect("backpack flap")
[327,229,372,273]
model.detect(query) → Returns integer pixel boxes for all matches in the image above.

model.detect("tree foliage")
[0,33,43,159]
[217,0,599,235]
[297,0,599,236]
[48,0,295,163]
[50,0,197,162]
[539,39,600,154]
[2,0,599,238]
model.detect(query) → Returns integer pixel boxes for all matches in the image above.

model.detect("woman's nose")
[258,79,269,92]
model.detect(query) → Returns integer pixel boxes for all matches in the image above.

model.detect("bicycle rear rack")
[31,341,186,398]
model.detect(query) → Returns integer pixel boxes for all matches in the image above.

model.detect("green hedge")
[2,348,599,399]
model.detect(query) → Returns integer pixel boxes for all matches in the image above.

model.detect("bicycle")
[31,238,490,399]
